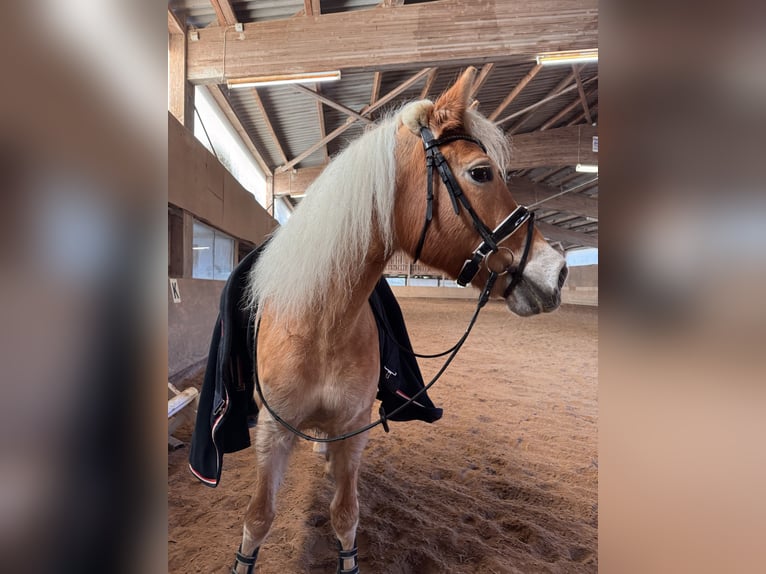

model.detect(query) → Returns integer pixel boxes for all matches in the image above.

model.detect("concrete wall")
[168,113,277,378]
[168,278,224,377]
[168,113,277,245]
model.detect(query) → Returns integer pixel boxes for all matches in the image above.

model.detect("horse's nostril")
[558,266,568,289]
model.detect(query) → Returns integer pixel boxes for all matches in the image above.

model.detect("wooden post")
[182,210,194,278]
[168,11,194,127]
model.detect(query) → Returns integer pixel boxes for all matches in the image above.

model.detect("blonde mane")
[248,103,509,319]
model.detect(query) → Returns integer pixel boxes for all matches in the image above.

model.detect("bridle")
[414,126,536,298]
[252,125,537,443]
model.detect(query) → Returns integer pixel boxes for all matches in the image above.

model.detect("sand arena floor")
[169,299,597,573]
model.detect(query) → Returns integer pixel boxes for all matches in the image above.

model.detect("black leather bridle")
[414,126,535,298]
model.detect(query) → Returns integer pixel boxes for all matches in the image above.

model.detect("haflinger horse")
[234,68,567,574]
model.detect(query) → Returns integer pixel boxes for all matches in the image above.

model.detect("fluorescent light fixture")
[192,246,210,250]
[536,49,598,66]
[575,163,599,173]
[227,71,341,89]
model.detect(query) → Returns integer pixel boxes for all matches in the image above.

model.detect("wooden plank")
[210,0,237,26]
[540,85,597,131]
[536,221,597,247]
[251,88,289,165]
[508,125,598,169]
[571,65,593,124]
[168,387,199,418]
[420,68,438,99]
[168,8,184,35]
[488,63,541,121]
[207,86,272,175]
[187,0,599,84]
[276,67,433,173]
[291,84,373,125]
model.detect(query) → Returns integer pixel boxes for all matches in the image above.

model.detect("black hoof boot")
[231,544,259,574]
[337,538,359,574]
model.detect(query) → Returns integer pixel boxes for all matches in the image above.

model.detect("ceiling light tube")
[227,71,341,89]
[575,163,599,173]
[536,49,598,66]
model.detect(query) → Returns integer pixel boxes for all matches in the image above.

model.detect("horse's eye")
[468,166,494,183]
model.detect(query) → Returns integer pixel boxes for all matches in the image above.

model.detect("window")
[192,220,234,280]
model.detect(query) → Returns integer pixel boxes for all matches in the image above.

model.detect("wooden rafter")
[571,65,593,124]
[420,68,438,99]
[540,85,597,131]
[291,84,373,125]
[187,0,598,84]
[567,102,598,127]
[303,0,321,16]
[315,85,328,163]
[251,88,289,165]
[507,70,574,134]
[468,63,495,102]
[488,63,541,121]
[209,0,237,26]
[508,177,598,219]
[207,86,272,176]
[497,75,597,128]
[370,72,382,105]
[168,8,184,35]
[276,68,434,173]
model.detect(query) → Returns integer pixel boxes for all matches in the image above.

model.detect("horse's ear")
[431,67,476,136]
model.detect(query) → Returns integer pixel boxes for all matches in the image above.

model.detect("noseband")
[414,127,535,298]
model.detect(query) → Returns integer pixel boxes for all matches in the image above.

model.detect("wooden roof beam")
[540,86,597,131]
[168,8,185,35]
[276,67,434,173]
[497,75,597,128]
[251,88,289,166]
[187,0,598,84]
[207,86,272,176]
[420,68,438,99]
[468,63,495,102]
[571,64,593,124]
[507,125,598,169]
[291,84,373,125]
[507,70,575,134]
[488,63,542,121]
[209,0,237,26]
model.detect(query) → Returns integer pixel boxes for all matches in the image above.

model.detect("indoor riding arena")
[168,2,598,573]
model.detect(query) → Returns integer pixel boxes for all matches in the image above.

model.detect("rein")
[252,126,535,443]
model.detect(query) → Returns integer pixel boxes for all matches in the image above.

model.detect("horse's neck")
[320,241,389,330]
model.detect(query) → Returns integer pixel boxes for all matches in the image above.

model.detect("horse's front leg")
[327,430,368,574]
[233,413,296,574]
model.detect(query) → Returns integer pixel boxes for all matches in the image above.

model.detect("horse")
[232,67,568,574]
